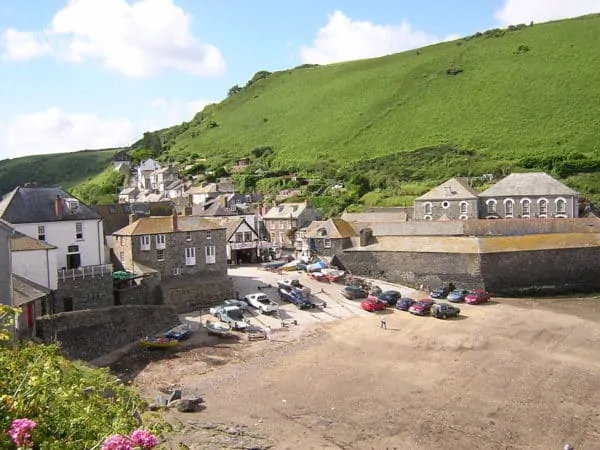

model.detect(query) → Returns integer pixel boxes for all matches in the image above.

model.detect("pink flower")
[130,429,159,449]
[101,434,134,450]
[9,418,36,448]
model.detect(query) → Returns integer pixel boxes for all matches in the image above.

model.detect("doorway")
[66,253,81,269]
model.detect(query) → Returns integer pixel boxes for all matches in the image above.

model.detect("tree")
[228,85,243,97]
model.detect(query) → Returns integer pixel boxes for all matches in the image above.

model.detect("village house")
[263,201,323,249]
[118,187,139,203]
[113,149,133,168]
[91,203,132,236]
[276,188,304,202]
[149,166,180,194]
[413,178,480,221]
[136,158,162,191]
[0,186,113,313]
[112,213,227,280]
[477,172,579,219]
[304,218,358,258]
[229,157,251,173]
[210,216,262,264]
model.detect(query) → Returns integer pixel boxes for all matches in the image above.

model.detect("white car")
[209,299,248,315]
[244,293,279,314]
[216,306,249,330]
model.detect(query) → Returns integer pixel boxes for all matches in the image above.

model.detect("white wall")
[14,219,105,269]
[12,248,58,289]
[231,220,259,240]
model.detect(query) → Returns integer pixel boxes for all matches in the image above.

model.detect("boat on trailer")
[140,336,179,349]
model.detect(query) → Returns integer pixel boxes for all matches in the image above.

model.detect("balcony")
[58,264,113,281]
[230,241,258,250]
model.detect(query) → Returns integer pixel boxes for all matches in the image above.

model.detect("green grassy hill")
[3,15,600,210]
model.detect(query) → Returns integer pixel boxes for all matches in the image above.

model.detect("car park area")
[114,266,600,449]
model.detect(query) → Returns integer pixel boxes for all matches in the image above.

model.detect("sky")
[0,0,599,160]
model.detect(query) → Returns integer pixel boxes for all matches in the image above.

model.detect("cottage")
[478,172,579,219]
[210,216,261,264]
[136,158,162,191]
[118,187,139,203]
[304,219,358,258]
[414,178,479,221]
[263,201,322,249]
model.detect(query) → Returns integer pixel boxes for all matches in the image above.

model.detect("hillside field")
[2,15,600,208]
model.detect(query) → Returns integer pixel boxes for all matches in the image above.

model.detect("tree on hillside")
[228,85,243,97]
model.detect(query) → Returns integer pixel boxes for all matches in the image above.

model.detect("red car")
[408,299,435,316]
[360,298,387,312]
[465,290,491,305]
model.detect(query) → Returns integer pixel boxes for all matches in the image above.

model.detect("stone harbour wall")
[162,275,235,313]
[36,305,179,361]
[52,274,114,313]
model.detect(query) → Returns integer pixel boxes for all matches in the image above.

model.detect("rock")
[102,388,117,399]
[148,403,164,411]
[177,397,205,413]
[169,389,182,403]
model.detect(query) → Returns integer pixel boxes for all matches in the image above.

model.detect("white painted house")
[210,216,261,264]
[11,230,59,290]
[0,186,106,271]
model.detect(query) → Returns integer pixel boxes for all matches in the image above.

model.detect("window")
[185,247,196,266]
[205,245,216,264]
[538,199,548,217]
[505,200,515,217]
[522,199,531,216]
[185,231,192,242]
[108,205,116,214]
[556,198,567,214]
[172,268,181,276]
[279,222,284,229]
[235,232,243,243]
[119,236,124,247]
[244,231,252,242]
[459,202,468,214]
[140,235,151,251]
[156,234,166,250]
[75,222,83,240]
[459,215,468,220]
[37,225,46,241]
[323,238,332,248]
[123,205,131,213]
[119,251,125,261]
[270,222,275,230]
[441,201,450,209]
[157,249,165,261]
[206,231,212,240]
[486,200,497,214]
[67,200,79,211]
[424,215,433,221]
[424,202,432,215]
[67,245,79,253]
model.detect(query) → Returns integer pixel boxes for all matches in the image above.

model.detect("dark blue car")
[377,290,401,306]
[396,298,416,311]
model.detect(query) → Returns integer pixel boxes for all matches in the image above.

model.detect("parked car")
[209,299,248,315]
[372,290,401,306]
[465,290,491,305]
[447,289,470,303]
[360,298,387,312]
[430,286,450,299]
[396,297,416,311]
[341,286,369,299]
[409,299,435,316]
[431,303,461,319]
[243,293,280,314]
[278,278,311,294]
[369,285,383,297]
[215,306,249,330]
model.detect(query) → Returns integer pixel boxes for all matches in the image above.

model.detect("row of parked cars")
[343,285,492,319]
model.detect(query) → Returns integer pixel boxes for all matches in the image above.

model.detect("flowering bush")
[101,429,159,450]
[9,418,36,448]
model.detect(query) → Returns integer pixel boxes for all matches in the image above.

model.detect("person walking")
[265,325,272,341]
[380,316,388,330]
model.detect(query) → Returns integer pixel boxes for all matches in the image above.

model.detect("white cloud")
[495,0,600,26]
[1,0,225,77]
[148,98,216,128]
[300,10,456,64]
[1,108,138,158]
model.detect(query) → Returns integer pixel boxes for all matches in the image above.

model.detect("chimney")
[54,195,63,218]
[172,212,178,231]
[129,214,139,224]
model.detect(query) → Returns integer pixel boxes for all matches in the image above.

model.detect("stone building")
[263,201,323,248]
[478,172,579,219]
[304,218,357,257]
[413,177,479,221]
[112,213,233,311]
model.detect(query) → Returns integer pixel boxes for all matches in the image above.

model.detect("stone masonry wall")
[162,275,234,312]
[115,275,162,306]
[335,251,482,291]
[36,305,179,361]
[52,274,114,313]
[480,247,600,296]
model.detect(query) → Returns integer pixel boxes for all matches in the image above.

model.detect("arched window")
[504,199,515,217]
[424,215,433,221]
[521,199,531,217]
[486,199,497,214]
[538,198,548,217]
[423,202,432,215]
[556,198,567,215]
[459,215,468,220]
[459,201,468,214]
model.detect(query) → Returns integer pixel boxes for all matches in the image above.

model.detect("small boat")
[205,321,232,337]
[140,336,179,349]
[165,323,192,341]
[322,269,345,282]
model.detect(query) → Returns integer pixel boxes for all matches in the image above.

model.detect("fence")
[58,264,113,281]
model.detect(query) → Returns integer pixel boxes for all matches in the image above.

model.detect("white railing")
[58,264,113,281]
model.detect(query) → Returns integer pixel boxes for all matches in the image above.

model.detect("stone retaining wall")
[162,276,234,312]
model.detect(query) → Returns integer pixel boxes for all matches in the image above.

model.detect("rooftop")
[479,172,579,197]
[113,214,224,236]
[264,202,309,219]
[10,230,56,252]
[416,177,479,201]
[305,218,357,239]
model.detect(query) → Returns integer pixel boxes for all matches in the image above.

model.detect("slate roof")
[210,216,258,240]
[305,219,357,239]
[264,202,308,219]
[416,178,479,201]
[113,215,224,236]
[479,172,579,197]
[341,211,409,224]
[12,274,51,306]
[0,186,101,224]
[10,230,56,252]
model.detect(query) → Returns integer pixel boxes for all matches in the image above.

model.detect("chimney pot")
[54,195,63,218]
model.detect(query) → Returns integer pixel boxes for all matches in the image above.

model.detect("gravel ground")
[110,267,600,450]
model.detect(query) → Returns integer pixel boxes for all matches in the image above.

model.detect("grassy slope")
[166,15,600,170]
[0,148,118,196]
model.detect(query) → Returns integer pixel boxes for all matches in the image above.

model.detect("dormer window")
[317,228,327,237]
[66,199,79,211]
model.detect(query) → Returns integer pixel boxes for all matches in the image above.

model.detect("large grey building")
[413,178,479,221]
